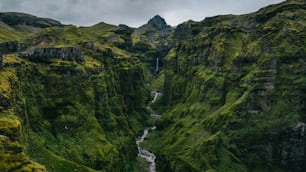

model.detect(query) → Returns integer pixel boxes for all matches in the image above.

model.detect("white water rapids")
[136,127,157,172]
[136,91,161,172]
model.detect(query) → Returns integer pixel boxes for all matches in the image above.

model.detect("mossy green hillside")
[0,20,150,171]
[0,54,150,171]
[0,23,26,42]
[0,57,46,171]
[0,0,305,171]
[149,1,306,171]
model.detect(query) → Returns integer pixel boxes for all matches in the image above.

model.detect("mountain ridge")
[0,12,63,32]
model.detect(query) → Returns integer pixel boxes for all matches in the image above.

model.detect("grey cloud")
[0,0,284,27]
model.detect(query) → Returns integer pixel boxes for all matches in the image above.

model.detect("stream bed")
[136,92,161,172]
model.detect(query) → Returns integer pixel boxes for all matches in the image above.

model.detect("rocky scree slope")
[147,0,306,171]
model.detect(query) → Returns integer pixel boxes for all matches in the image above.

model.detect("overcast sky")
[0,0,284,27]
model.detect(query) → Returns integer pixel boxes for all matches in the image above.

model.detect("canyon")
[0,0,305,171]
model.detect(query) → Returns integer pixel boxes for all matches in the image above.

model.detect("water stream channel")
[136,91,161,172]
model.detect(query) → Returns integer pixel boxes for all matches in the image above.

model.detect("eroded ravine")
[136,91,161,172]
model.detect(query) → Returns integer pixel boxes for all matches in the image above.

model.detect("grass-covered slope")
[0,23,26,42]
[0,1,305,171]
[148,0,306,171]
[0,18,150,171]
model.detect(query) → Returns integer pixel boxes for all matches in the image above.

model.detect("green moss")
[0,115,46,171]
[0,21,150,170]
[0,1,304,171]
[9,51,149,171]
[0,67,18,104]
[151,71,165,91]
[148,1,306,171]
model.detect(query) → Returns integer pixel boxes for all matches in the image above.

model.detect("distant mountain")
[132,15,173,47]
[147,15,169,29]
[0,12,63,32]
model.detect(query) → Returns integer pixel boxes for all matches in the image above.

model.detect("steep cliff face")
[0,18,150,171]
[148,0,306,171]
[0,0,305,171]
[0,41,27,54]
[0,55,47,171]
[19,47,84,62]
[0,115,46,172]
[15,55,148,171]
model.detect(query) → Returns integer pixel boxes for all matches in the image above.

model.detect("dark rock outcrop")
[0,12,63,28]
[19,47,84,62]
[115,24,134,34]
[279,122,306,171]
[113,25,134,51]
[173,20,198,40]
[147,15,169,29]
[0,41,27,54]
[253,122,306,171]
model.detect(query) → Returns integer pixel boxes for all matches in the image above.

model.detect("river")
[136,91,161,172]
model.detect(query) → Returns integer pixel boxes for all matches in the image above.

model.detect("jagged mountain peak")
[147,15,168,29]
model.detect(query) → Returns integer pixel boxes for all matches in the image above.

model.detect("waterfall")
[155,57,159,72]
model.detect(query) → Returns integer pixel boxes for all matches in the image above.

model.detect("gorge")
[0,0,306,171]
[136,91,161,172]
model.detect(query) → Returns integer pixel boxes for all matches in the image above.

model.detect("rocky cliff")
[19,47,84,62]
[0,0,305,171]
[0,41,27,53]
[0,14,150,171]
[147,0,306,171]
